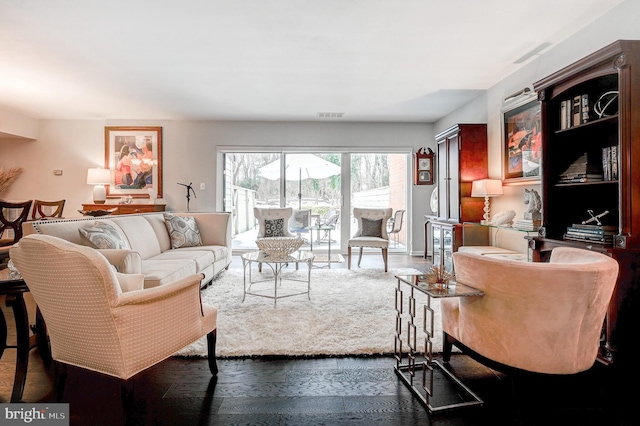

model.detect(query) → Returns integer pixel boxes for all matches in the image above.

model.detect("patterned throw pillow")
[164,213,203,249]
[264,218,285,237]
[360,218,383,238]
[79,222,130,249]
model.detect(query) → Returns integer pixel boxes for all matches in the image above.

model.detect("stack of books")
[557,153,603,184]
[513,219,541,231]
[563,223,617,245]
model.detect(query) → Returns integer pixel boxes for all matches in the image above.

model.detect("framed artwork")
[502,96,542,183]
[104,126,163,199]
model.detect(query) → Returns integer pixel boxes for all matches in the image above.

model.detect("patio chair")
[387,209,405,248]
[318,211,340,243]
[289,209,312,243]
[347,207,392,272]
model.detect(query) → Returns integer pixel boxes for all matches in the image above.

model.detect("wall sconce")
[471,179,503,224]
[86,168,112,204]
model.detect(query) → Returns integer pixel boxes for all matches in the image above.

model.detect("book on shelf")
[560,101,568,130]
[572,95,581,127]
[513,219,541,230]
[563,233,614,245]
[570,223,617,231]
[602,146,619,181]
[581,94,590,124]
[566,226,616,236]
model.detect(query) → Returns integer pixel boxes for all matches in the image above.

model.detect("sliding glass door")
[222,150,408,254]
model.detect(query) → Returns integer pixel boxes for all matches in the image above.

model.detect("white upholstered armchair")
[10,234,217,399]
[347,207,392,272]
[253,207,294,238]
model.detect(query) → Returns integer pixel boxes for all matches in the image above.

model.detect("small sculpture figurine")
[582,209,609,226]
[177,182,196,211]
[523,188,542,221]
[492,209,516,226]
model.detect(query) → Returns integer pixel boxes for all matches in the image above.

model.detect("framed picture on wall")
[502,96,542,183]
[104,126,163,199]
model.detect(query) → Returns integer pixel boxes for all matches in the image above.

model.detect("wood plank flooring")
[0,253,634,425]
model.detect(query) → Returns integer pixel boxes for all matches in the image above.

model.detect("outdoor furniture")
[387,209,405,248]
[347,207,392,272]
[31,199,66,220]
[289,209,312,243]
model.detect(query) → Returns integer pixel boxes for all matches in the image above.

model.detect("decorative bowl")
[256,237,303,257]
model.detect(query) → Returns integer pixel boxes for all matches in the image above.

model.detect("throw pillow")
[79,222,130,250]
[264,218,285,237]
[164,213,203,249]
[360,218,383,238]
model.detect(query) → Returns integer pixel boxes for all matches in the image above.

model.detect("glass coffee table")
[241,250,314,306]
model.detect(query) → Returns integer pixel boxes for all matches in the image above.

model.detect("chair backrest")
[447,247,619,374]
[254,207,294,238]
[0,200,33,245]
[9,234,126,375]
[290,209,311,232]
[390,209,405,233]
[31,199,65,220]
[322,211,340,227]
[352,207,392,239]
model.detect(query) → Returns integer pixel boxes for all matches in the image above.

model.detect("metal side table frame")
[394,274,484,413]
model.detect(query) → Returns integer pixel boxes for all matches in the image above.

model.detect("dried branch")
[0,166,23,194]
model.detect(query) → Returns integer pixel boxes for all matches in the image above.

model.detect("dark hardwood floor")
[0,253,634,425]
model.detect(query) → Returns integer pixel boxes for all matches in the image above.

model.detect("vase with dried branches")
[422,264,455,289]
[0,166,23,194]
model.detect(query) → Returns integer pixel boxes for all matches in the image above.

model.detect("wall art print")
[104,126,163,198]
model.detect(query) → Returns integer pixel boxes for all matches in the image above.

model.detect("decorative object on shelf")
[0,166,23,194]
[420,264,455,289]
[594,91,619,118]
[119,195,133,204]
[104,126,163,199]
[492,210,516,226]
[430,186,438,213]
[502,96,542,183]
[256,236,303,258]
[86,167,112,204]
[414,147,435,185]
[77,208,118,217]
[471,179,503,224]
[177,182,196,211]
[523,188,542,221]
[582,209,609,226]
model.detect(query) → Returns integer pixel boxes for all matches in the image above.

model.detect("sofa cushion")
[150,249,214,273]
[140,259,198,288]
[115,272,145,292]
[79,222,130,250]
[163,213,203,249]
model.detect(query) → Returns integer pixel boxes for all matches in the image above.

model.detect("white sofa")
[22,212,232,288]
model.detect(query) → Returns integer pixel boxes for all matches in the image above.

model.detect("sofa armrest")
[178,212,232,248]
[98,249,142,274]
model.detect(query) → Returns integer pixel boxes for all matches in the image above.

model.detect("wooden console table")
[81,203,165,215]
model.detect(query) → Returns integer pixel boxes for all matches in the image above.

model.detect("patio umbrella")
[258,154,341,209]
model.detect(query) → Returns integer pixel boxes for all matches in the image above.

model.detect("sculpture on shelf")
[523,188,542,221]
[492,210,516,226]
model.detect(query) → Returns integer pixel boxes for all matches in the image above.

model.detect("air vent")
[317,112,345,118]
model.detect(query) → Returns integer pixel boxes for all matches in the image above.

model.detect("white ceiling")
[0,0,624,123]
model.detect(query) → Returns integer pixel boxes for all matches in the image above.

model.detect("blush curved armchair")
[10,234,218,402]
[442,247,619,375]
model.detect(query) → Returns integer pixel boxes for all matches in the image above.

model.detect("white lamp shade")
[86,168,112,185]
[471,179,503,197]
[87,168,111,204]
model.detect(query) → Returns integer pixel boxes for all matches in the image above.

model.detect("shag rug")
[176,266,445,358]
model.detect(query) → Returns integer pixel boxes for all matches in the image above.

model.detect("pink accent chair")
[442,247,619,375]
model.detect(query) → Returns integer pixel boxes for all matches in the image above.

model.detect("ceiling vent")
[317,112,345,118]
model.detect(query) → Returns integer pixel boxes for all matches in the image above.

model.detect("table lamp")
[86,168,112,204]
[471,179,503,224]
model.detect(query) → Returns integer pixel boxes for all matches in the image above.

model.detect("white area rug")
[176,266,445,358]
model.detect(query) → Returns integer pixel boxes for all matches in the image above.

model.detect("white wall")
[1,120,434,254]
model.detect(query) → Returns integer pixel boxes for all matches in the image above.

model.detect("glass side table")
[394,274,484,413]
